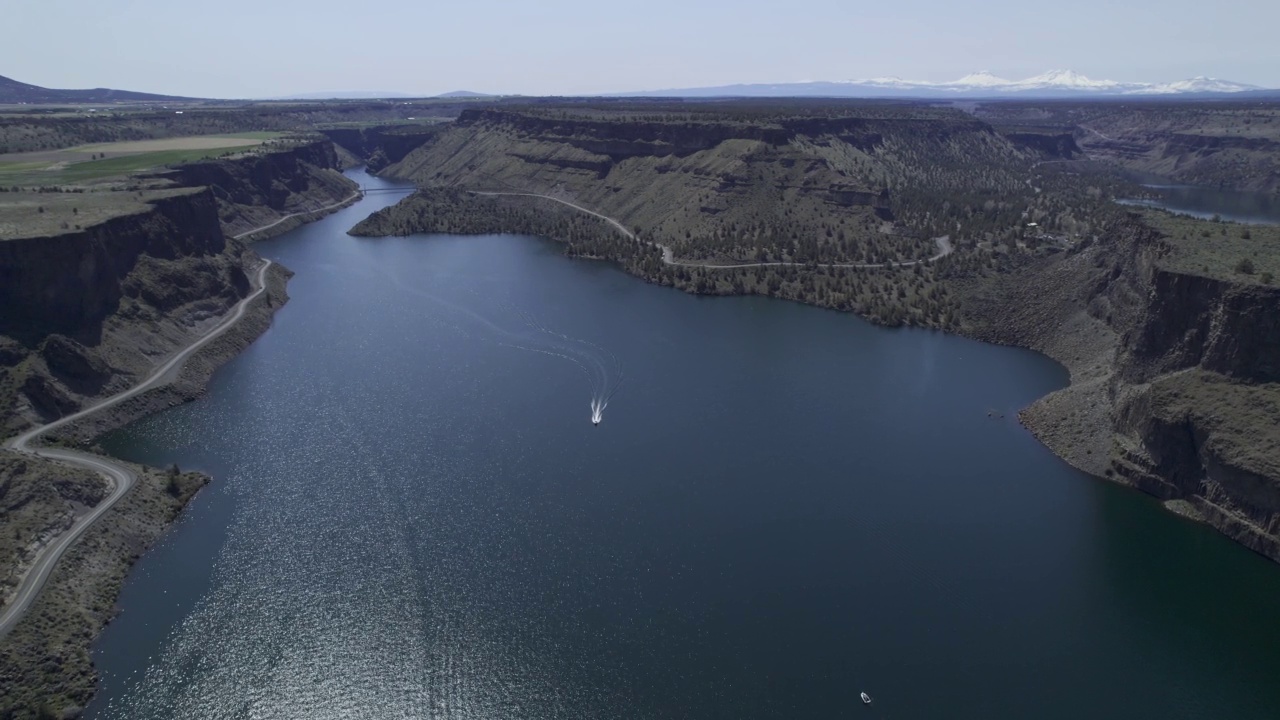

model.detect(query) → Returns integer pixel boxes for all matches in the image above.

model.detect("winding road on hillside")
[232,191,362,240]
[470,191,952,268]
[1078,125,1120,143]
[0,255,276,638]
[0,191,366,636]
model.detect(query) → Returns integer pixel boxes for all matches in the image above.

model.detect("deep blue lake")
[86,171,1280,719]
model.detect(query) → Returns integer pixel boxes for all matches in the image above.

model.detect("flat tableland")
[0,187,202,240]
[0,133,281,185]
[1141,208,1280,283]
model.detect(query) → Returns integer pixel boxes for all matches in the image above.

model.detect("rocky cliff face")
[320,125,441,173]
[1002,131,1082,159]
[0,140,354,435]
[0,189,233,343]
[1106,265,1280,559]
[151,139,358,240]
[380,106,1028,265]
[973,103,1280,193]
[163,139,338,203]
[1081,128,1280,193]
[444,107,990,163]
[0,187,252,434]
[1124,269,1280,383]
[451,108,794,160]
[969,215,1280,562]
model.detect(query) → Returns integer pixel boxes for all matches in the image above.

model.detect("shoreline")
[0,195,316,715]
[0,188,364,632]
[231,190,363,243]
[0,257,290,715]
[388,188,1261,557]
[1,258,279,638]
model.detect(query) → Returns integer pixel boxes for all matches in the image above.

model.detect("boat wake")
[515,310,623,426]
[363,263,623,424]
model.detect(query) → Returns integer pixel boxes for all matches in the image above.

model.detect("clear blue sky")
[6,0,1277,97]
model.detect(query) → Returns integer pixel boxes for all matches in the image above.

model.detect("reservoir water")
[87,171,1280,719]
[1118,172,1280,224]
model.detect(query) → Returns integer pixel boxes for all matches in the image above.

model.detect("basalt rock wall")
[151,140,357,239]
[1125,269,1280,383]
[320,126,441,173]
[0,142,355,434]
[968,215,1280,562]
[0,189,231,344]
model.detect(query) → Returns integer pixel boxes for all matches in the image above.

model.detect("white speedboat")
[860,692,872,705]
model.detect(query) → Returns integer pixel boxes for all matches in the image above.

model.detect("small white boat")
[860,692,872,705]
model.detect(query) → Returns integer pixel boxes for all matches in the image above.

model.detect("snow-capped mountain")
[838,69,1142,93]
[844,69,1258,95]
[622,71,1268,98]
[967,69,1132,92]
[945,71,1015,88]
[1129,76,1262,95]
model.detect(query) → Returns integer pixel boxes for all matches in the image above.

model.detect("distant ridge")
[0,74,195,103]
[279,91,420,100]
[436,90,492,98]
[619,70,1271,99]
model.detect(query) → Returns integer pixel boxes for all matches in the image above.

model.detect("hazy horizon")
[6,0,1277,98]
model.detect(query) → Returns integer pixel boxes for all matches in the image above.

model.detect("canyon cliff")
[935,215,1280,563]
[0,140,357,437]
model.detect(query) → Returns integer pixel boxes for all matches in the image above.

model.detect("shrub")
[1235,258,1256,275]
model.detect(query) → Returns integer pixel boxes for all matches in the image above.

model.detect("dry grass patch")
[76,135,268,155]
[0,133,277,165]
[1141,209,1280,284]
[0,187,201,241]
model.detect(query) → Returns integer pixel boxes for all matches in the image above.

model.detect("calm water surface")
[86,172,1280,719]
[1118,171,1280,224]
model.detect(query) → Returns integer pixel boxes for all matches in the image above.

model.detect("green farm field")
[0,132,283,185]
